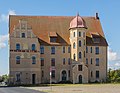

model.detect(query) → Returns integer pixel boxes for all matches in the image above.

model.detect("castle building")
[9,13,108,84]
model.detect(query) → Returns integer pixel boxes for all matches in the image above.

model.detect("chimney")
[95,12,99,19]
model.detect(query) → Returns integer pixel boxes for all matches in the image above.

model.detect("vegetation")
[107,68,120,83]
[0,74,9,84]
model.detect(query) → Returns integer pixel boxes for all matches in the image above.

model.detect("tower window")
[32,56,36,64]
[16,43,20,50]
[79,32,81,37]
[73,32,75,37]
[16,56,20,64]
[78,65,82,71]
[68,58,70,65]
[73,54,76,60]
[63,46,65,53]
[21,33,25,38]
[63,58,65,65]
[68,46,70,53]
[83,32,85,38]
[73,42,76,49]
[79,52,82,59]
[79,41,81,47]
[86,58,88,64]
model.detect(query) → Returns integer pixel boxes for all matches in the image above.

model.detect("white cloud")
[0,10,16,22]
[115,63,120,67]
[108,47,118,61]
[0,34,9,49]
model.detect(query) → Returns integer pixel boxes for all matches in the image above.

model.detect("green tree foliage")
[107,68,120,83]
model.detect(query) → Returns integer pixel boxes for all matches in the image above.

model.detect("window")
[91,71,93,77]
[63,58,65,65]
[32,44,36,51]
[41,58,44,66]
[42,70,44,77]
[21,33,25,38]
[79,52,82,59]
[68,58,70,65]
[68,70,70,77]
[51,46,55,54]
[51,58,55,66]
[79,40,81,47]
[96,58,99,66]
[73,42,76,49]
[86,58,88,64]
[90,47,92,53]
[40,46,44,54]
[16,56,20,64]
[73,54,76,60]
[32,56,36,64]
[16,73,20,82]
[95,47,99,54]
[78,65,82,71]
[16,43,20,50]
[84,40,85,45]
[68,46,70,53]
[84,51,85,57]
[83,32,85,38]
[50,37,57,42]
[93,38,100,43]
[79,32,81,37]
[91,58,93,64]
[96,71,99,78]
[73,32,75,37]
[51,70,55,78]
[63,46,65,53]
[86,46,88,53]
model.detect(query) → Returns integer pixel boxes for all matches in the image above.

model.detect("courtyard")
[25,84,120,93]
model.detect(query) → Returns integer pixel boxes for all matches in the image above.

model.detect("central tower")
[69,14,88,83]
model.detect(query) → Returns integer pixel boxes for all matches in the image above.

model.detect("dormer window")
[49,32,57,43]
[91,33,101,43]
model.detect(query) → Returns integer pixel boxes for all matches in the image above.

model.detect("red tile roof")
[9,15,108,46]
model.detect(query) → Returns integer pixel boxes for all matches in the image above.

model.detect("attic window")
[49,32,57,43]
[91,33,100,43]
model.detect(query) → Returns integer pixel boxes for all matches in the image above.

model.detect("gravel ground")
[25,84,120,93]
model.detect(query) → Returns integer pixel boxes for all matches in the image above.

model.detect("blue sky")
[0,0,120,75]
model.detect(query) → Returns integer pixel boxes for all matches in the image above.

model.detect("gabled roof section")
[9,15,108,46]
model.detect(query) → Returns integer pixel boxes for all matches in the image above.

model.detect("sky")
[0,0,120,75]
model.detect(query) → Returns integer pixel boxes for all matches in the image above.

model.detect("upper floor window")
[91,58,93,64]
[68,58,70,65]
[73,32,75,37]
[68,46,70,53]
[16,43,20,50]
[16,73,20,82]
[93,37,100,43]
[63,58,65,65]
[79,52,82,59]
[41,58,44,66]
[51,58,55,66]
[84,40,85,45]
[73,42,76,49]
[78,65,82,71]
[40,46,44,54]
[32,56,36,64]
[96,58,99,66]
[96,71,99,78]
[51,46,55,54]
[86,46,88,53]
[95,47,99,54]
[84,51,85,58]
[21,33,25,38]
[42,70,44,77]
[90,47,92,53]
[86,58,88,64]
[16,56,20,64]
[79,41,81,47]
[73,54,76,60]
[32,44,36,51]
[63,46,65,53]
[79,32,81,37]
[83,32,85,38]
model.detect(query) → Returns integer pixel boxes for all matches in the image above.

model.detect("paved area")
[25,84,120,93]
[0,87,46,93]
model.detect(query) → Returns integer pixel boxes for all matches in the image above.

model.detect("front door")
[32,74,36,84]
[62,70,67,81]
[79,75,82,84]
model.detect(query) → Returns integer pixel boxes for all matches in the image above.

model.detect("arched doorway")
[79,75,82,84]
[62,70,67,81]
